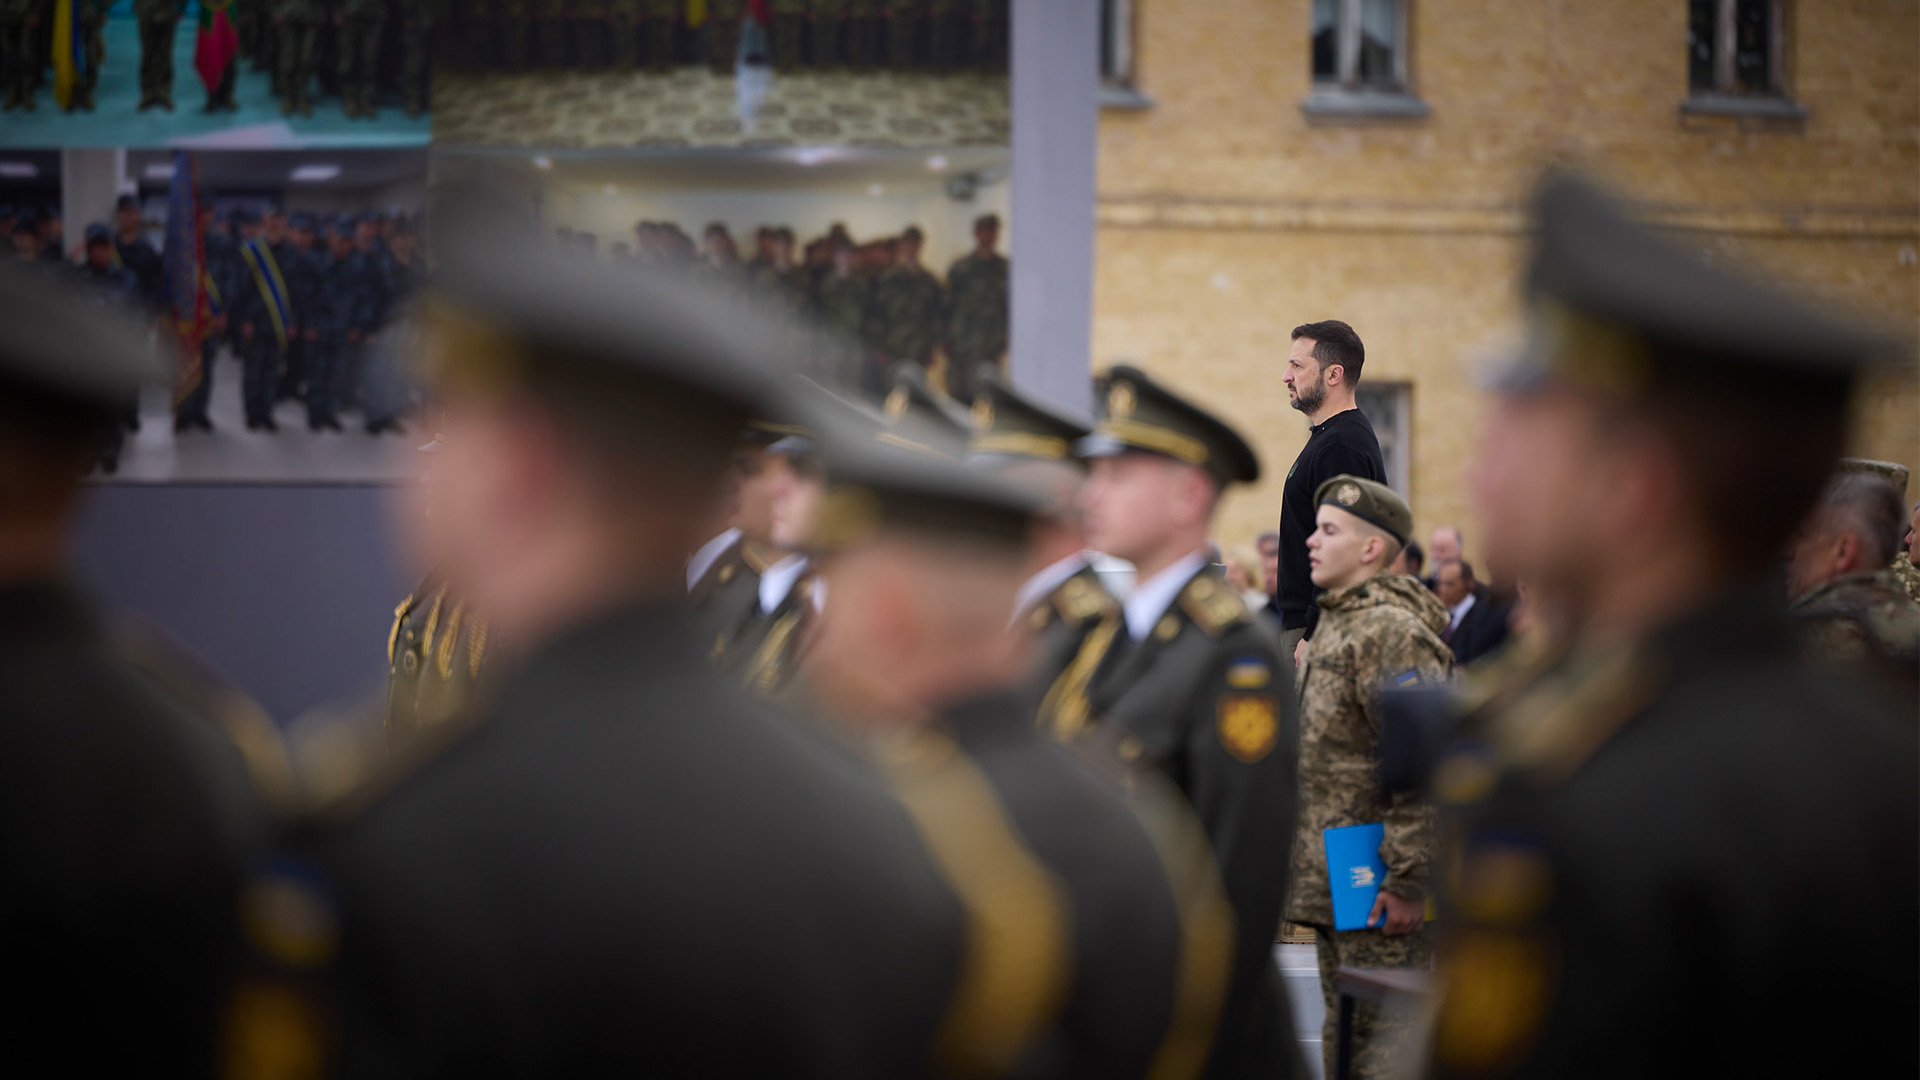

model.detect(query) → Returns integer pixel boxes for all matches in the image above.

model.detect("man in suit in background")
[1432,558,1509,667]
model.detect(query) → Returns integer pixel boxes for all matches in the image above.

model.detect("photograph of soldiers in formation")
[9,147,429,481]
[432,0,1008,149]
[563,211,1007,402]
[0,0,431,147]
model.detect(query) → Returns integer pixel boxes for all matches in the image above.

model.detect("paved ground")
[0,18,428,148]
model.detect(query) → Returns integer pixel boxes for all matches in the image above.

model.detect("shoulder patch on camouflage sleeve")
[1179,574,1250,638]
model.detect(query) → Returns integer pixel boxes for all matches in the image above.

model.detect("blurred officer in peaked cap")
[0,262,265,1075]
[227,226,967,1079]
[1426,171,1917,1080]
[966,370,1119,711]
[1040,363,1304,1079]
[687,419,793,639]
[884,358,974,459]
[804,415,1238,1080]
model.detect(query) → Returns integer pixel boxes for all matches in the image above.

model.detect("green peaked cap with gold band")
[967,370,1093,464]
[1076,363,1261,488]
[882,361,973,460]
[1313,474,1412,547]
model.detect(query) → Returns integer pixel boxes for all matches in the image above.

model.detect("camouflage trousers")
[276,20,318,111]
[138,16,179,105]
[71,15,103,107]
[1312,923,1433,1080]
[0,18,32,108]
[337,15,385,114]
[400,17,430,113]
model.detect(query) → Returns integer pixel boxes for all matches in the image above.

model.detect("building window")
[1099,0,1152,109]
[1683,0,1803,118]
[1301,0,1428,120]
[1355,382,1412,499]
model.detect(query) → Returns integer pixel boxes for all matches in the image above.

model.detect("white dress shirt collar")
[1447,591,1477,632]
[1013,552,1091,623]
[1122,549,1211,643]
[685,528,742,592]
[759,555,810,615]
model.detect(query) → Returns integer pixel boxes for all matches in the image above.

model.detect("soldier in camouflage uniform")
[335,0,386,117]
[63,0,107,112]
[272,0,321,115]
[1290,475,1451,1080]
[815,242,872,391]
[750,227,810,318]
[924,0,957,69]
[966,0,1004,69]
[571,0,609,68]
[844,0,879,68]
[883,0,915,68]
[1041,365,1303,1077]
[706,0,742,73]
[398,0,433,114]
[1896,492,1920,603]
[135,0,186,111]
[768,0,806,71]
[497,0,531,69]
[0,0,39,112]
[1785,465,1920,704]
[942,213,1008,405]
[532,0,566,66]
[640,0,677,71]
[867,226,944,374]
[606,0,641,69]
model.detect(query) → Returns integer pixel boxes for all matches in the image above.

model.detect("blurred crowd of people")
[437,0,1010,75]
[0,1,431,117]
[557,212,1008,404]
[0,169,1914,1080]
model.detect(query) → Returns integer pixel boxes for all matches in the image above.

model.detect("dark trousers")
[706,14,739,72]
[770,12,802,70]
[278,335,308,401]
[240,332,283,425]
[306,335,341,424]
[574,16,606,68]
[500,17,529,68]
[886,8,914,67]
[176,339,218,423]
[642,14,675,70]
[139,17,178,103]
[537,19,566,66]
[0,19,33,105]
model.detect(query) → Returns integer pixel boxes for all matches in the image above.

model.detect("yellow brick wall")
[1094,0,1920,560]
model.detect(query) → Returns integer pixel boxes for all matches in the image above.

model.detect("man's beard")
[1290,377,1327,415]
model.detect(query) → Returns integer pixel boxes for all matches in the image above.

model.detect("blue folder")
[1324,822,1389,931]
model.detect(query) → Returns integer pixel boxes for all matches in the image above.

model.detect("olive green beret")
[1313,474,1412,546]
[1838,458,1911,495]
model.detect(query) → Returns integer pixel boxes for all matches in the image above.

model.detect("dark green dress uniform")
[0,263,266,1077]
[385,574,491,750]
[689,528,771,636]
[1041,365,1304,1080]
[231,226,969,1080]
[1424,174,1919,1080]
[799,423,1240,1080]
[965,370,1119,708]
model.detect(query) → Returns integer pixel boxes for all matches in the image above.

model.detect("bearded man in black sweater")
[1275,320,1387,665]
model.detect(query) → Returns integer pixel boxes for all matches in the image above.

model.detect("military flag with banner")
[196,0,241,93]
[160,151,213,409]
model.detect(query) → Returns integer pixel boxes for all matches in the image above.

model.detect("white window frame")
[1301,0,1428,121]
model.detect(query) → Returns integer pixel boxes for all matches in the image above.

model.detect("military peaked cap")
[968,371,1092,464]
[422,227,792,424]
[1504,171,1905,399]
[1077,363,1261,487]
[0,262,163,411]
[1314,474,1413,546]
[882,361,972,459]
[812,407,1045,554]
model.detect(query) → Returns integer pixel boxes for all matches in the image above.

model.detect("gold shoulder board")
[1179,574,1249,638]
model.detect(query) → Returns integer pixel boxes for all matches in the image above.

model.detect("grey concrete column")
[61,148,128,246]
[1009,0,1100,414]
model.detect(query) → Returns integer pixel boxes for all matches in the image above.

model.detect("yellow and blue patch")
[1225,658,1272,690]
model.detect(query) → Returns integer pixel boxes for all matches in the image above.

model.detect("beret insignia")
[1336,482,1361,507]
[1217,694,1278,763]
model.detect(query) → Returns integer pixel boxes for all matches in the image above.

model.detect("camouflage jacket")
[1789,569,1920,697]
[1892,551,1920,604]
[944,249,1008,363]
[1288,572,1451,924]
[868,263,945,365]
[815,272,871,343]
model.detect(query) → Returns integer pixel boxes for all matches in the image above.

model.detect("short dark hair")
[1291,320,1365,384]
[1401,540,1424,575]
[1440,558,1477,584]
[1255,530,1280,552]
[900,226,924,244]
